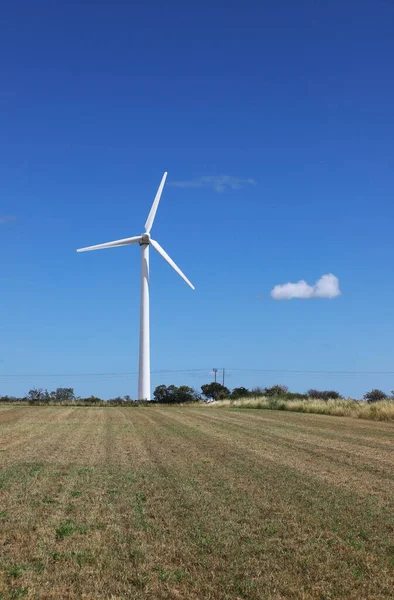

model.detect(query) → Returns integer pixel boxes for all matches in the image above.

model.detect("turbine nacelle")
[140,233,150,245]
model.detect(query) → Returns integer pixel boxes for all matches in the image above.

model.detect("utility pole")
[222,368,225,387]
[213,368,218,383]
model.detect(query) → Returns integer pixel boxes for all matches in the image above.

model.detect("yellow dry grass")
[0,406,393,599]
[212,397,394,420]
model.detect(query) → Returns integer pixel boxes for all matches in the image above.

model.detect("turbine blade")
[144,172,168,234]
[150,238,195,290]
[77,236,141,252]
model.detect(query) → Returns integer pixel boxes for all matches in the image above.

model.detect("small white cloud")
[0,215,17,224]
[271,274,341,301]
[314,274,341,299]
[271,280,314,300]
[169,175,256,193]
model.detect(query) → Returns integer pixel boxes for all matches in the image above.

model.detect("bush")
[266,397,287,410]
[230,387,250,399]
[307,389,342,401]
[363,389,387,404]
[250,387,265,397]
[80,395,103,405]
[263,385,289,397]
[107,397,126,406]
[0,396,19,403]
[281,392,308,400]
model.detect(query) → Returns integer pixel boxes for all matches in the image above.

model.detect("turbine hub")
[140,233,150,245]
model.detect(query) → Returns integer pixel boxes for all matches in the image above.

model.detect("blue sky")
[1,0,394,399]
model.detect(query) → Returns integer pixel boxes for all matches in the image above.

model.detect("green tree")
[153,385,198,404]
[51,387,75,402]
[363,389,387,403]
[263,385,289,397]
[27,388,50,404]
[176,385,199,403]
[153,385,169,403]
[201,382,229,401]
[230,387,250,399]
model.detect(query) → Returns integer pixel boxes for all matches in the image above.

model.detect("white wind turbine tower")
[77,172,195,400]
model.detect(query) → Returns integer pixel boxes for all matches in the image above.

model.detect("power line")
[0,367,393,378]
[0,368,209,378]
[226,368,394,375]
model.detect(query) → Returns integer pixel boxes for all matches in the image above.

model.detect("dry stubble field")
[0,406,393,600]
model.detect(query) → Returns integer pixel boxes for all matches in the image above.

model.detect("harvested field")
[0,406,393,599]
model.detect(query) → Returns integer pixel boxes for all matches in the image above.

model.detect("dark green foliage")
[153,385,171,403]
[363,389,387,403]
[153,384,198,404]
[101,396,137,405]
[281,392,308,400]
[250,386,265,397]
[176,386,200,403]
[263,385,289,397]
[246,387,307,401]
[79,395,103,404]
[307,389,342,401]
[0,383,391,406]
[27,388,50,404]
[201,382,230,401]
[0,395,19,403]
[51,387,75,402]
[230,387,250,399]
[107,397,128,406]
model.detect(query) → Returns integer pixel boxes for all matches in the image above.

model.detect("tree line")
[0,384,392,405]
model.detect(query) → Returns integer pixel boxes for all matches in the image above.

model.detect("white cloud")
[314,274,341,298]
[271,280,314,300]
[169,175,256,193]
[271,274,341,301]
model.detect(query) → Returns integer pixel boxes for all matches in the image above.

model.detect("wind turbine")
[77,172,195,400]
